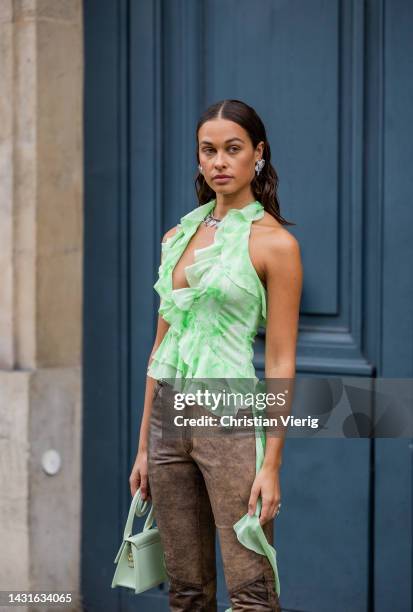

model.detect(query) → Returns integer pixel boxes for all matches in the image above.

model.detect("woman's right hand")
[129,449,151,501]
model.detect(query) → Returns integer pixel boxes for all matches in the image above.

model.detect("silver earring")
[255,159,265,175]
[198,164,203,174]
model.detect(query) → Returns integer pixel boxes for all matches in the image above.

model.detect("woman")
[130,99,303,611]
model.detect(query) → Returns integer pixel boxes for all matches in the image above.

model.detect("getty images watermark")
[153,376,413,439]
[171,385,318,430]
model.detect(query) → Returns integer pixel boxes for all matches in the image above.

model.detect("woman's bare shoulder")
[255,211,299,251]
[252,213,301,284]
[162,225,179,243]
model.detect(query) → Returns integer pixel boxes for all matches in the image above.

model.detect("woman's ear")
[256,141,265,159]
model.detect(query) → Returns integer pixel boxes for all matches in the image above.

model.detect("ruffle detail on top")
[152,200,215,332]
[217,208,267,325]
[147,199,267,382]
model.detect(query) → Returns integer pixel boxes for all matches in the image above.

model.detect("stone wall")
[0,1,83,609]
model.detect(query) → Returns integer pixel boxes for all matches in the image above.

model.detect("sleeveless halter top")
[146,199,281,604]
[147,199,267,382]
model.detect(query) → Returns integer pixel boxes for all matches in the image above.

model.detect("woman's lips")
[213,176,232,183]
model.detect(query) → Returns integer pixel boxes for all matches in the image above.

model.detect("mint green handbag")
[111,488,168,594]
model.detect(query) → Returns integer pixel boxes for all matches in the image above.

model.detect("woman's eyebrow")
[200,137,245,145]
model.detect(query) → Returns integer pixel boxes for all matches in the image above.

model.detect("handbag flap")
[126,527,161,549]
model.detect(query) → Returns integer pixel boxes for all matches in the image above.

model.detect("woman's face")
[198,119,264,196]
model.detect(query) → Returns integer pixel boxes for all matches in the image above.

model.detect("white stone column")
[0,1,83,608]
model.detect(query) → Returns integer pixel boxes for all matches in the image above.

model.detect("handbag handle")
[123,488,156,540]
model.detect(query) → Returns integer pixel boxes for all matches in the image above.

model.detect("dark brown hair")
[194,99,295,226]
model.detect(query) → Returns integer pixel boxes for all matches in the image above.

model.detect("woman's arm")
[129,226,178,499]
[137,313,171,456]
[263,230,303,469]
[248,229,303,524]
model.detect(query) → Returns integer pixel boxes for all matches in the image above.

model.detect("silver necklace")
[203,208,223,228]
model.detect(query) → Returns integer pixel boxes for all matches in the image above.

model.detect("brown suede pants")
[147,379,281,611]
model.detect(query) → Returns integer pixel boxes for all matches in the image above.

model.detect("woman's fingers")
[140,472,149,500]
[129,468,141,497]
[248,482,260,516]
[259,498,273,525]
[259,496,281,525]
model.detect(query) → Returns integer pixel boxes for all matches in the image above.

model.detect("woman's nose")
[214,154,227,168]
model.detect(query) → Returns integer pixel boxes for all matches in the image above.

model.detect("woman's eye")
[201,146,239,154]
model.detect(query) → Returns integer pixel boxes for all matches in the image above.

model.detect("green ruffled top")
[147,198,267,382]
[147,199,281,605]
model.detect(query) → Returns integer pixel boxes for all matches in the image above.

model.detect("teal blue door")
[83,1,413,610]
